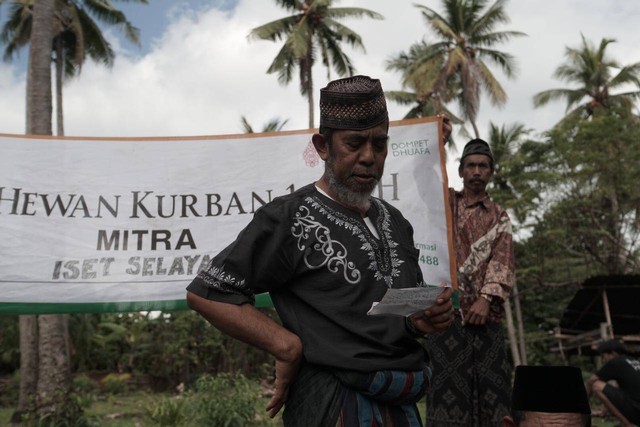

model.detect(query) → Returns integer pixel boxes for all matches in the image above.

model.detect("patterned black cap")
[460,138,494,163]
[319,75,388,132]
[512,366,591,414]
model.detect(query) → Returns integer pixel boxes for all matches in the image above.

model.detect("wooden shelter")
[554,275,640,361]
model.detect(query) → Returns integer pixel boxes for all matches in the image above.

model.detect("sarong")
[283,363,431,427]
[425,319,511,426]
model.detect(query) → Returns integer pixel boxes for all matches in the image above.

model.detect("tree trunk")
[503,297,521,366]
[512,283,527,365]
[307,67,314,129]
[37,314,73,418]
[55,36,64,136]
[17,0,55,422]
[11,316,38,424]
[302,46,314,129]
[26,0,54,136]
[25,0,78,422]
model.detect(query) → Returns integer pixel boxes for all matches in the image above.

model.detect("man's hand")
[464,296,490,325]
[409,286,455,335]
[186,292,303,418]
[265,337,303,418]
[437,113,452,145]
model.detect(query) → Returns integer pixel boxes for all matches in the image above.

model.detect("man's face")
[324,121,389,206]
[459,153,493,194]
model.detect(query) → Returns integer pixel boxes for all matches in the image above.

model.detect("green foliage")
[0,0,143,70]
[100,373,130,395]
[486,121,538,226]
[500,107,640,364]
[144,395,186,426]
[185,372,263,426]
[80,390,158,426]
[65,310,274,389]
[530,110,640,274]
[144,372,272,427]
[18,389,90,427]
[71,374,98,408]
[387,0,525,136]
[0,370,20,406]
[533,35,640,121]
[240,115,289,133]
[0,315,19,373]
[249,0,383,127]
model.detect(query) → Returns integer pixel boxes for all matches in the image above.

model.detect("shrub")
[72,374,97,394]
[184,372,263,426]
[145,395,186,426]
[100,373,130,395]
[145,371,277,426]
[0,371,20,406]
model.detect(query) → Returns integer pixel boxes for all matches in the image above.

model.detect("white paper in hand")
[367,286,445,317]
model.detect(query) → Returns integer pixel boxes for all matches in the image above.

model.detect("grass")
[83,390,161,426]
[0,390,282,427]
[0,391,619,426]
[0,391,161,427]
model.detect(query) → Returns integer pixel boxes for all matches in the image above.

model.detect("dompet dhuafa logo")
[390,138,431,157]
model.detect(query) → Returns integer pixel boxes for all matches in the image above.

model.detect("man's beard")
[325,157,378,213]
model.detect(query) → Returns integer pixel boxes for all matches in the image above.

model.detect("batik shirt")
[187,184,427,372]
[450,189,515,323]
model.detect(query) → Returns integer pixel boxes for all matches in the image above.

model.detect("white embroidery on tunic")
[295,196,404,287]
[198,264,253,297]
[292,205,361,284]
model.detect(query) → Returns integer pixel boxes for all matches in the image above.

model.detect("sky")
[0,0,639,171]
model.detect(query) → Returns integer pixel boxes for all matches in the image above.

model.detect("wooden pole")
[602,289,614,338]
[512,283,528,365]
[504,297,521,366]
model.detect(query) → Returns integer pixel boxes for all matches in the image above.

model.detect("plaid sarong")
[283,363,431,427]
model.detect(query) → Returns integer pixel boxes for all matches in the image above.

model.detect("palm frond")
[476,60,507,105]
[476,47,517,77]
[248,16,299,42]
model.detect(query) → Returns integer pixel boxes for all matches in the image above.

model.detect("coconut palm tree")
[486,121,532,224]
[400,0,525,138]
[241,115,290,133]
[20,1,75,422]
[2,1,142,422]
[0,0,144,135]
[386,40,458,118]
[249,0,383,129]
[533,35,640,121]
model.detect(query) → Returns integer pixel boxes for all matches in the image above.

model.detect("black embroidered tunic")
[187,184,426,372]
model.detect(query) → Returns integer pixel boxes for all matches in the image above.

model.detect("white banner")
[0,118,455,314]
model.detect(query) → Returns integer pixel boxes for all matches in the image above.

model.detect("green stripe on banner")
[0,293,274,315]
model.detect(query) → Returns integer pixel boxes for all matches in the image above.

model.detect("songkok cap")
[460,138,494,163]
[512,365,591,414]
[319,75,388,132]
[597,339,627,355]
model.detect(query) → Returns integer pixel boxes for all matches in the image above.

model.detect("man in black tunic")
[186,75,454,427]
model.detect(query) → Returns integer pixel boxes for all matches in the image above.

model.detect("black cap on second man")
[460,138,494,164]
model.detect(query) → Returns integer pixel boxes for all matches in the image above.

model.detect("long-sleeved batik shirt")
[450,189,515,323]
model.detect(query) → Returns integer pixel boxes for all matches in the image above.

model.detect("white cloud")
[1,0,639,146]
